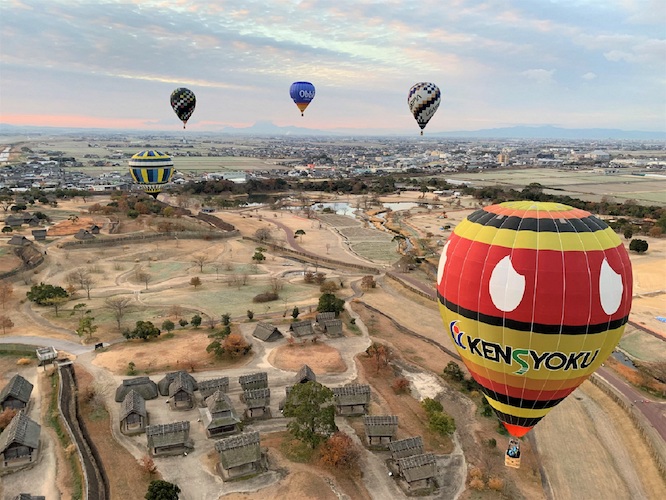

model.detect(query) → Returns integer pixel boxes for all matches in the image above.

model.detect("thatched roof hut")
[321,319,343,337]
[199,377,230,399]
[316,312,336,324]
[364,415,398,446]
[0,374,33,411]
[294,364,316,384]
[0,410,41,468]
[252,322,283,342]
[158,371,198,396]
[289,320,314,338]
[146,421,191,456]
[115,377,158,402]
[215,431,262,480]
[331,384,370,415]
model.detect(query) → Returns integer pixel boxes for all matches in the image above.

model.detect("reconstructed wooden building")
[294,364,316,385]
[119,390,147,435]
[146,421,191,456]
[388,436,424,460]
[241,388,271,418]
[167,372,195,410]
[252,322,283,342]
[35,347,57,366]
[215,431,264,481]
[199,377,230,399]
[364,415,398,447]
[157,371,198,396]
[0,410,40,469]
[289,320,314,338]
[114,376,158,403]
[201,391,240,438]
[239,372,268,391]
[320,319,343,337]
[396,453,437,491]
[0,374,33,411]
[332,384,370,416]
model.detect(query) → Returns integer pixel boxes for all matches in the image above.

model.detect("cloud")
[582,72,597,81]
[521,69,555,84]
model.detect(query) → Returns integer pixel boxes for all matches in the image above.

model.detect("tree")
[67,269,96,299]
[190,276,202,289]
[221,313,231,325]
[366,342,391,373]
[360,275,376,290]
[161,320,175,334]
[206,340,224,358]
[294,229,306,241]
[252,248,266,263]
[192,254,210,272]
[443,361,465,382]
[190,314,202,328]
[124,320,161,341]
[26,283,69,316]
[76,314,98,340]
[283,381,337,449]
[623,227,633,240]
[105,297,133,330]
[421,398,444,415]
[223,333,252,358]
[428,411,456,436]
[0,315,14,334]
[145,480,180,500]
[319,432,360,470]
[254,227,273,244]
[317,293,344,315]
[136,271,151,290]
[0,280,14,309]
[629,239,649,253]
[320,280,339,294]
[246,310,254,321]
[291,306,300,320]
[179,318,188,328]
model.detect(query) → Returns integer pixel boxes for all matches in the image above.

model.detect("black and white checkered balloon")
[408,82,441,134]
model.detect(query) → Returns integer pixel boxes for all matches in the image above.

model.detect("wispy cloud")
[0,0,663,132]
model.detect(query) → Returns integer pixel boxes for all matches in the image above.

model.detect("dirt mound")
[48,216,94,236]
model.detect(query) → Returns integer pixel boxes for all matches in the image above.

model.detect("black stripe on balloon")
[480,386,564,410]
[466,210,608,233]
[490,409,543,428]
[438,293,628,335]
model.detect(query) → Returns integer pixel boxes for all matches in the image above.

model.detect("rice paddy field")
[443,168,666,205]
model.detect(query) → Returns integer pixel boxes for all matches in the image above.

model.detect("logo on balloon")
[299,90,315,99]
[449,321,466,349]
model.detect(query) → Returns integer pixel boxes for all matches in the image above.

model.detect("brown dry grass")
[92,328,254,375]
[268,342,347,373]
[606,356,666,395]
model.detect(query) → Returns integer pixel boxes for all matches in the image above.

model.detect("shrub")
[488,477,504,491]
[139,455,157,475]
[392,377,410,394]
[16,358,32,366]
[421,398,443,415]
[319,432,360,470]
[469,478,485,490]
[487,438,497,448]
[253,292,279,303]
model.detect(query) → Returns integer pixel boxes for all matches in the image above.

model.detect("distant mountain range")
[1,121,664,141]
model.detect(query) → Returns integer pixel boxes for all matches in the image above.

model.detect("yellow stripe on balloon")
[485,396,550,419]
[453,219,620,251]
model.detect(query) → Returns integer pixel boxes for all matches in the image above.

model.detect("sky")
[1,0,665,134]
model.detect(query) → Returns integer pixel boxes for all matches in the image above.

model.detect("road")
[0,335,94,355]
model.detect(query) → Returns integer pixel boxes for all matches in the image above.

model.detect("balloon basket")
[505,438,521,469]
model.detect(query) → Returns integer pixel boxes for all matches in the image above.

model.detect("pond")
[611,350,637,369]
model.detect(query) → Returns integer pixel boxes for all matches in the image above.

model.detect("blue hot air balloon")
[128,150,174,198]
[289,81,316,116]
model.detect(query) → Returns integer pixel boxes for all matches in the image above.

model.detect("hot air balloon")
[128,150,175,198]
[289,81,315,116]
[408,82,441,135]
[437,201,632,443]
[170,88,196,128]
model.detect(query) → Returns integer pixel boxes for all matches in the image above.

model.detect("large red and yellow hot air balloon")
[437,201,632,439]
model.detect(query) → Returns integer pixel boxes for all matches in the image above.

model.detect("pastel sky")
[1,0,665,134]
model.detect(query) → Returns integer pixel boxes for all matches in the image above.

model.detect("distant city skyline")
[1,0,665,134]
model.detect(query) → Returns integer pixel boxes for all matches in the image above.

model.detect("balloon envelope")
[437,201,632,437]
[170,88,196,128]
[128,150,174,198]
[408,82,441,134]
[290,81,315,116]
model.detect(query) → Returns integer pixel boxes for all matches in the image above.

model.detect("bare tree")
[104,297,133,330]
[254,227,273,244]
[269,277,284,294]
[0,281,13,310]
[0,315,14,334]
[136,271,151,290]
[66,269,96,299]
[192,254,210,273]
